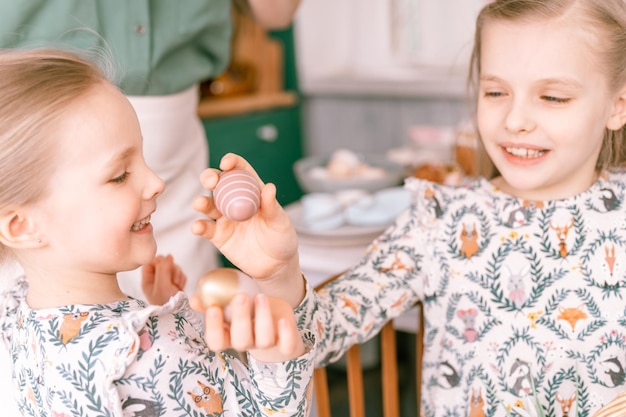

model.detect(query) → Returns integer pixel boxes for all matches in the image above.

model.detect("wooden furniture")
[313,274,424,417]
[200,9,304,206]
[198,8,298,118]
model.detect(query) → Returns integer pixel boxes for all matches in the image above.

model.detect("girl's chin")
[132,248,158,268]
[490,176,543,199]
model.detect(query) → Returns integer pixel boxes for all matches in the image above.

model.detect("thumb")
[189,294,205,312]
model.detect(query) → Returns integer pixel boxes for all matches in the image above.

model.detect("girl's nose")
[145,168,165,200]
[505,98,535,134]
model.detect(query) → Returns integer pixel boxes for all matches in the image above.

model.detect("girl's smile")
[500,144,549,166]
[477,18,619,201]
[131,215,153,232]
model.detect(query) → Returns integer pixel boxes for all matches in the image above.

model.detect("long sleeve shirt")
[0,0,232,95]
[296,171,626,417]
[1,278,315,416]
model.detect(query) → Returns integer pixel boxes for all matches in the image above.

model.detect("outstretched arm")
[191,292,306,362]
[191,153,305,308]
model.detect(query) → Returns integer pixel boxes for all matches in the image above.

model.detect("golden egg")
[197,268,241,308]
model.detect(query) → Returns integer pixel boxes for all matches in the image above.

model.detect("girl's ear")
[607,86,626,130]
[0,209,45,249]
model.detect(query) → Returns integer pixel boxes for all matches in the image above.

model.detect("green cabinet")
[200,25,304,206]
[202,105,304,205]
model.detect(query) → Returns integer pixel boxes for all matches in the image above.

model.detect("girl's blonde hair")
[468,0,626,177]
[0,48,112,263]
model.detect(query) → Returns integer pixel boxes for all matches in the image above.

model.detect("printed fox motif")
[188,380,223,415]
[379,252,412,273]
[59,312,89,345]
[468,387,485,417]
[557,305,587,331]
[605,244,616,276]
[460,223,479,258]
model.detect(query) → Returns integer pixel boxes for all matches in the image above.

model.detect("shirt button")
[135,24,145,35]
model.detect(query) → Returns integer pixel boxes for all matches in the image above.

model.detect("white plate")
[285,202,387,246]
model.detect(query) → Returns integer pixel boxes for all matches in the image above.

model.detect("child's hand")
[141,255,187,305]
[191,153,300,283]
[191,293,306,362]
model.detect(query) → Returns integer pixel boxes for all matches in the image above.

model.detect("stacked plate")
[285,187,411,247]
[286,202,387,246]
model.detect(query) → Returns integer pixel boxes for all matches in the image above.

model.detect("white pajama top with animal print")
[295,172,626,417]
[0,280,315,417]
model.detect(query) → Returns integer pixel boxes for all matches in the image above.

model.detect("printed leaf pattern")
[1,290,315,417]
[296,173,626,417]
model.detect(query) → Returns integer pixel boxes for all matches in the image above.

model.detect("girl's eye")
[110,172,129,183]
[541,95,570,104]
[483,91,505,98]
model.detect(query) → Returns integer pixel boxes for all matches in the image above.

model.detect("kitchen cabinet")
[202,105,304,205]
[199,12,304,206]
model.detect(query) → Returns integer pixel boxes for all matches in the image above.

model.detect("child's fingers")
[192,195,222,220]
[277,317,301,358]
[218,153,257,177]
[154,255,174,284]
[190,196,222,240]
[253,294,276,349]
[204,306,230,351]
[141,254,164,276]
[174,267,187,291]
[189,294,204,312]
[228,294,254,351]
[258,183,280,217]
[169,262,186,291]
[198,168,222,191]
[191,218,215,239]
[156,255,185,295]
[140,255,163,294]
[141,262,156,284]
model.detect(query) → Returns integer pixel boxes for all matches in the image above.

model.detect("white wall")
[294,0,485,85]
[293,0,483,156]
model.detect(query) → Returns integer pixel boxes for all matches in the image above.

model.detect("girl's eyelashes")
[481,90,570,104]
[482,89,506,98]
[541,95,570,104]
[110,171,129,184]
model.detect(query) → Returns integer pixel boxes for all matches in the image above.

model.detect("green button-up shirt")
[0,0,232,95]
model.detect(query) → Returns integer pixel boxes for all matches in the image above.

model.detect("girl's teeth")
[131,216,150,231]
[505,147,544,158]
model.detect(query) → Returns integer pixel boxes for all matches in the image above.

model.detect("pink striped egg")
[213,169,261,221]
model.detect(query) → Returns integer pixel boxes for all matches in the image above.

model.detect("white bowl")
[293,153,406,194]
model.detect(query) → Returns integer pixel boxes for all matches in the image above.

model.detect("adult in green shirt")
[0,1,300,413]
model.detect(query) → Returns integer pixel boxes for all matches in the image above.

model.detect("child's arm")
[141,254,187,305]
[191,292,306,362]
[191,153,306,308]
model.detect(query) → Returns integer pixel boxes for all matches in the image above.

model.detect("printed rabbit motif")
[505,265,529,308]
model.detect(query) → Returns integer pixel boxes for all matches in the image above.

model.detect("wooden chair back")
[313,275,424,417]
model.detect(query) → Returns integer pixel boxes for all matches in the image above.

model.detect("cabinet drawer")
[202,106,304,205]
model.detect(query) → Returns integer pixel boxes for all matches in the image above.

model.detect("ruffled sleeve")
[0,277,27,349]
[294,179,440,367]
[245,330,316,416]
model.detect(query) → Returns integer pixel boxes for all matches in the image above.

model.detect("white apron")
[118,85,219,299]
